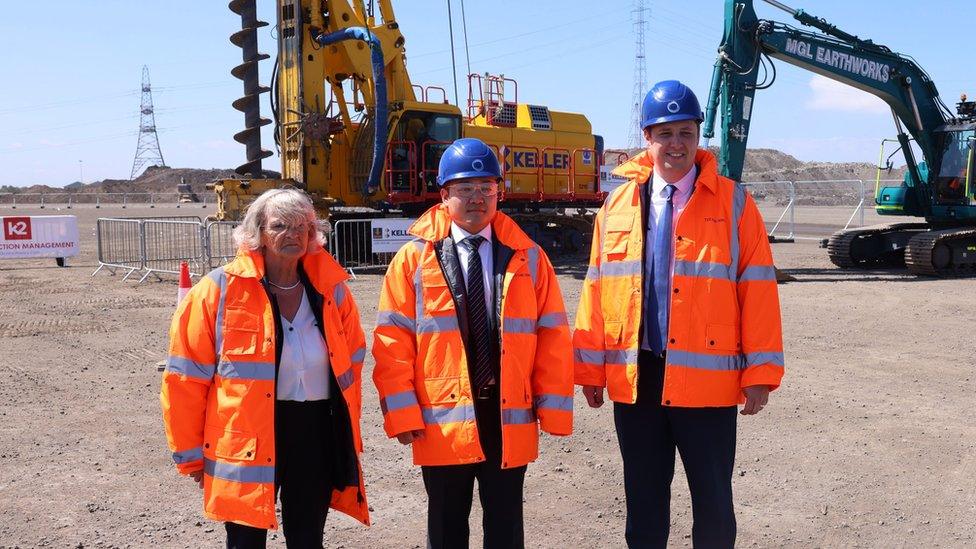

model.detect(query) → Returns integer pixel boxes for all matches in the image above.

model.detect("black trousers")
[226,400,334,549]
[613,351,737,549]
[421,387,527,549]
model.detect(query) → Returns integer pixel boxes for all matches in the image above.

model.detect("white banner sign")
[0,215,80,259]
[371,218,415,254]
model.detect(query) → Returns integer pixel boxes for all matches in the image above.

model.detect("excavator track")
[904,227,976,277]
[827,223,930,268]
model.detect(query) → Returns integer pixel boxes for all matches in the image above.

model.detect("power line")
[413,16,629,76]
[408,6,630,60]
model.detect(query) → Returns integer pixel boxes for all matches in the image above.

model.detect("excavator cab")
[386,108,462,203]
[932,129,975,206]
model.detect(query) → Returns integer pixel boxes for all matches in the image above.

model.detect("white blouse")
[276,290,331,402]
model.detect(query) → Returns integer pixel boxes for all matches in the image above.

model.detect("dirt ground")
[1,205,974,548]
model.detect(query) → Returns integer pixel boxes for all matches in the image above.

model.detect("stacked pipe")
[229,0,273,176]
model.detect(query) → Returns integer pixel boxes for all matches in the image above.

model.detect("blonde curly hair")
[232,188,326,253]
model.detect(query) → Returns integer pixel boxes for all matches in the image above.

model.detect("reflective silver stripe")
[601,260,642,277]
[527,246,539,286]
[376,311,416,332]
[410,238,425,253]
[333,283,348,307]
[739,265,776,282]
[537,312,568,329]
[204,458,274,484]
[533,394,573,412]
[502,408,536,425]
[381,390,419,414]
[745,351,785,368]
[208,267,227,359]
[674,259,733,281]
[217,360,276,381]
[350,346,366,363]
[605,348,639,366]
[336,368,356,391]
[503,317,536,334]
[585,266,600,281]
[422,404,476,425]
[574,348,604,366]
[165,356,215,381]
[730,183,747,281]
[417,314,459,334]
[172,446,203,465]
[667,350,744,371]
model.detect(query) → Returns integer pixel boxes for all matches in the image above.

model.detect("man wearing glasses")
[373,138,574,548]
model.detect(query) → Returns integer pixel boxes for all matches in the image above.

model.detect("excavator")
[703,0,976,277]
[213,0,605,254]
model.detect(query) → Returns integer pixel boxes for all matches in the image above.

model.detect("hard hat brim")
[641,113,704,130]
[437,172,504,187]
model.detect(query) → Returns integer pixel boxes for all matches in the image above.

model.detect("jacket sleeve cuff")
[382,405,425,438]
[176,460,204,475]
[574,364,606,387]
[741,363,783,392]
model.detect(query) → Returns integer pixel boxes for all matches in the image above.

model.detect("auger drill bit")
[229,0,273,177]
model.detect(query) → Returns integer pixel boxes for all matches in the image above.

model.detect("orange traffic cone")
[177,261,192,306]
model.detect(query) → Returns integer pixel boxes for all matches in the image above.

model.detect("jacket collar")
[224,247,350,294]
[612,148,720,194]
[408,203,534,250]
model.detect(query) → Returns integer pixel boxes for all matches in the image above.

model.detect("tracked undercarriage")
[828,223,976,277]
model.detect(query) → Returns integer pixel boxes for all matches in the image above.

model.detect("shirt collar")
[651,165,696,198]
[450,222,492,246]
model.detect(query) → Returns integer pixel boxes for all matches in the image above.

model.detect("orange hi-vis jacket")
[573,149,784,406]
[160,248,370,529]
[372,205,574,469]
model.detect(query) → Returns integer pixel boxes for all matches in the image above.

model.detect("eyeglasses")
[449,183,499,199]
[264,221,308,234]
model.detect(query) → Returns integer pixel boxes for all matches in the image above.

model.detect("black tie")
[460,235,493,390]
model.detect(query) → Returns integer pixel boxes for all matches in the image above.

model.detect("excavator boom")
[703,0,976,276]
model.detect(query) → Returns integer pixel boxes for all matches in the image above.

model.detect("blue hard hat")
[640,80,704,129]
[436,138,502,187]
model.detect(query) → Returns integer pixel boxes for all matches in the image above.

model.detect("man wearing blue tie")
[573,80,785,548]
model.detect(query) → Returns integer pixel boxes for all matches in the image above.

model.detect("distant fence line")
[742,179,903,241]
[0,192,215,208]
[92,179,906,282]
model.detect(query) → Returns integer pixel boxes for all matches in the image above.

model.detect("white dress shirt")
[450,222,493,315]
[277,289,331,402]
[640,166,696,352]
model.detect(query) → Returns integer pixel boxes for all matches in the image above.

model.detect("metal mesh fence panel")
[206,221,240,269]
[141,220,207,281]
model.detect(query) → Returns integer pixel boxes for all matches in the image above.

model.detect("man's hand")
[395,429,426,445]
[189,470,204,489]
[741,385,770,415]
[582,385,605,408]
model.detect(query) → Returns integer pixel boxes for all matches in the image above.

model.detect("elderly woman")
[161,188,369,548]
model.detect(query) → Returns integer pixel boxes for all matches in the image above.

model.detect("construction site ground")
[1,205,973,548]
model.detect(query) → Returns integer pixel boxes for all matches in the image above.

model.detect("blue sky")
[1,0,973,187]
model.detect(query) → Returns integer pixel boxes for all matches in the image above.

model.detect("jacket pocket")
[603,213,635,259]
[421,376,461,405]
[222,308,261,355]
[421,281,456,314]
[705,324,739,352]
[205,426,257,461]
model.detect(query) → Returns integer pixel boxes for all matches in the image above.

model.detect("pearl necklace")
[267,279,301,290]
